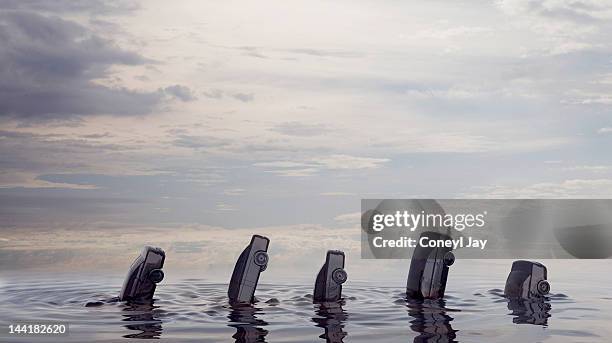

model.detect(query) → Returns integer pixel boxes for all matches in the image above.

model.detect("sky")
[1,0,612,276]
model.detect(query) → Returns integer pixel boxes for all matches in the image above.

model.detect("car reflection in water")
[121,301,163,339]
[406,298,458,343]
[507,298,551,326]
[228,303,269,343]
[312,301,348,343]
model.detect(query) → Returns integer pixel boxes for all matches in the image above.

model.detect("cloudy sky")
[1,0,612,275]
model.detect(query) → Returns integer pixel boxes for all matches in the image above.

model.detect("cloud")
[163,85,197,102]
[415,26,492,40]
[598,127,612,134]
[0,171,97,189]
[495,0,612,58]
[0,0,139,15]
[215,202,236,211]
[497,0,610,24]
[313,154,389,170]
[2,0,612,233]
[271,122,330,137]
[221,44,364,60]
[231,92,254,102]
[80,132,112,139]
[254,154,389,177]
[173,134,232,149]
[264,168,319,177]
[468,179,612,198]
[0,193,143,225]
[202,89,224,99]
[566,96,612,105]
[0,10,166,120]
[253,161,309,169]
[527,1,600,23]
[333,212,361,226]
[562,165,611,173]
[284,48,363,58]
[222,188,246,196]
[0,128,174,191]
[202,89,254,102]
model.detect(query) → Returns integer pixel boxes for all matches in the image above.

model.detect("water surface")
[0,268,610,342]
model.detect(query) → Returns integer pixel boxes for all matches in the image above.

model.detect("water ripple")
[0,277,608,342]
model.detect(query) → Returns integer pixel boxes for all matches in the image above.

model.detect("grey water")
[0,266,610,342]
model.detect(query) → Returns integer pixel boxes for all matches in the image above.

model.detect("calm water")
[0,268,610,342]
